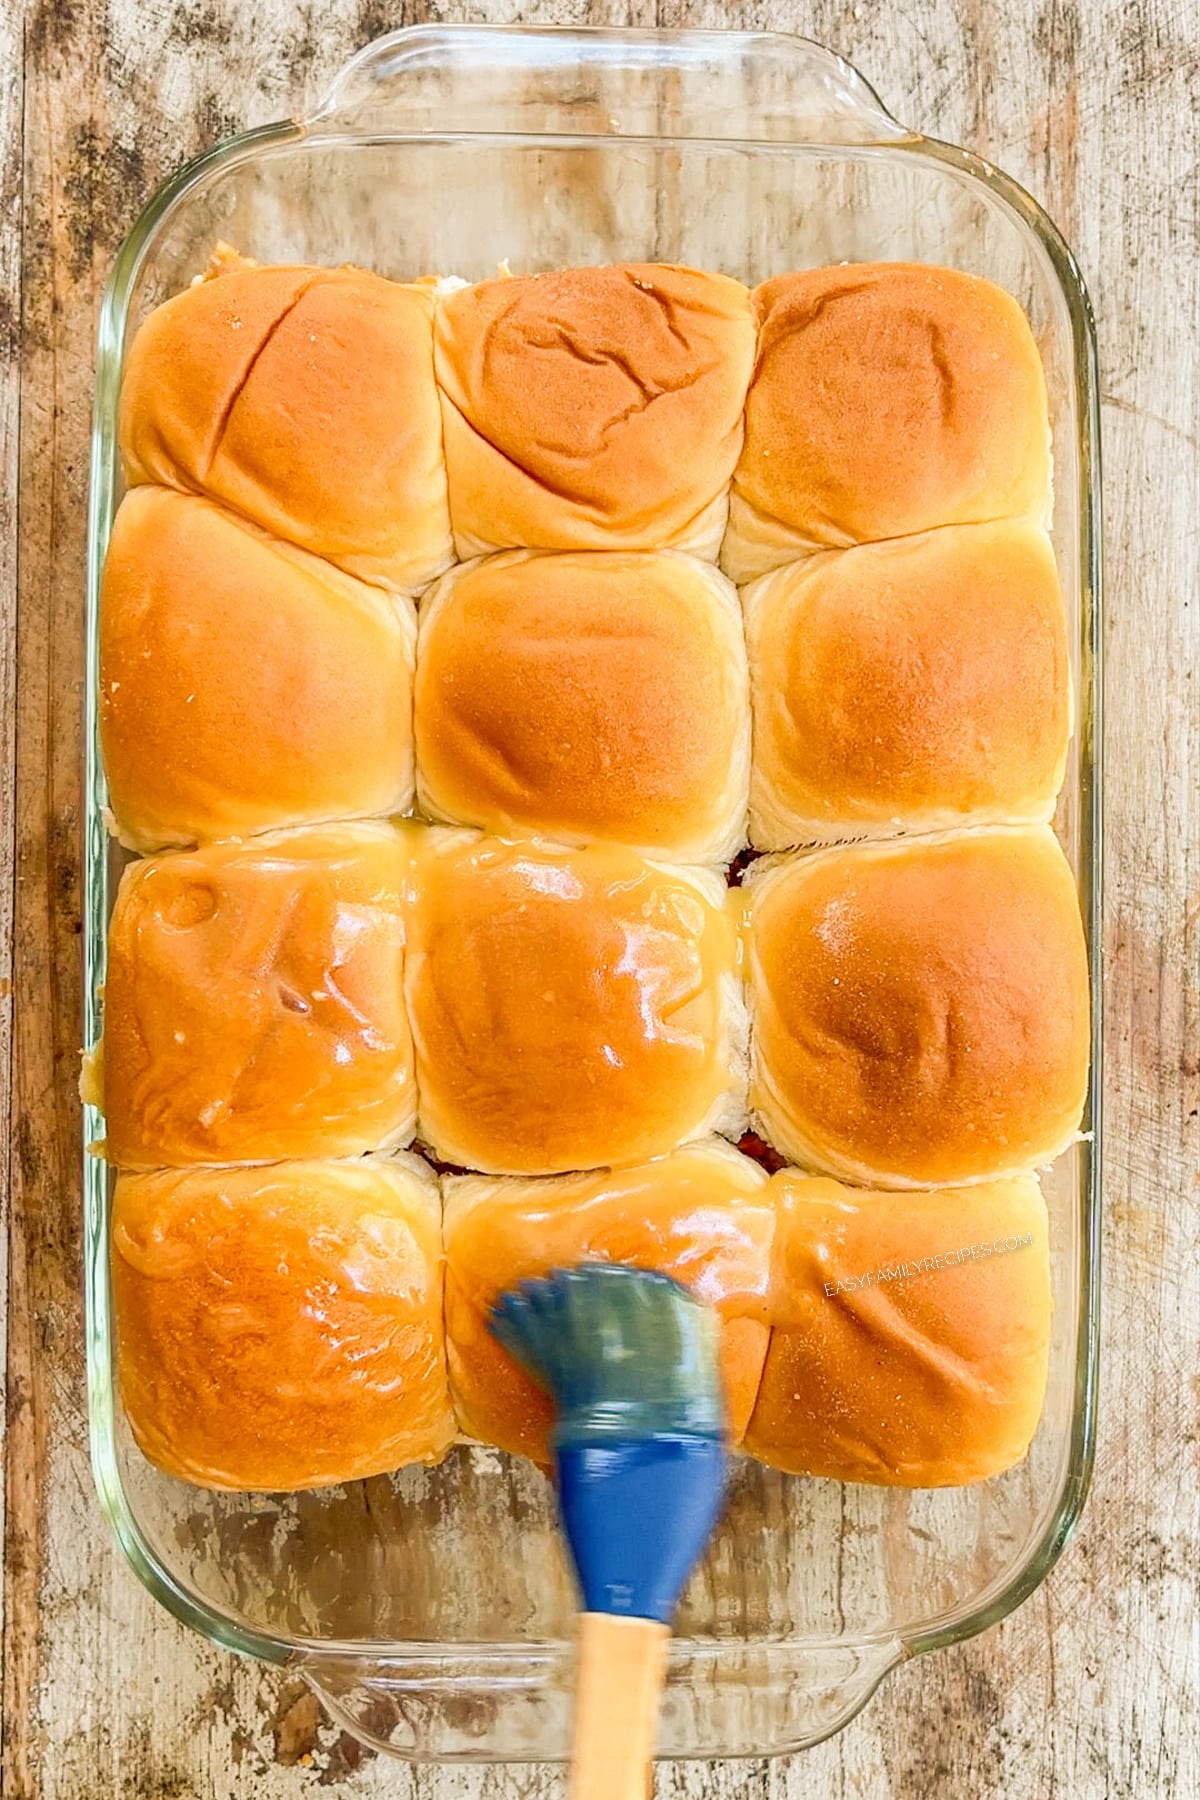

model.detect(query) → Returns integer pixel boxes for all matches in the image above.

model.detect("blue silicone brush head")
[490,1263,728,1624]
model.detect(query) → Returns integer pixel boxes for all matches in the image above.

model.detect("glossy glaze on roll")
[97,823,414,1167]
[405,830,747,1174]
[443,1140,774,1462]
[111,1154,454,1490]
[415,549,749,862]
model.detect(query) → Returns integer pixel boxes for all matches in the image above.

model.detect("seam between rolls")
[726,503,1057,577]
[743,1315,775,1447]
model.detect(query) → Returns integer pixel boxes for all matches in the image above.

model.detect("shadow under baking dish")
[83,24,1102,1764]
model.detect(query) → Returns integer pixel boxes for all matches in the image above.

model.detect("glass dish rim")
[82,17,1104,1712]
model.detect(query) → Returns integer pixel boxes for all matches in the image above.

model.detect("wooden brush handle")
[568,1612,670,1800]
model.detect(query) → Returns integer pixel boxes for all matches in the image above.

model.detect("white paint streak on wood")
[4,0,1199,1795]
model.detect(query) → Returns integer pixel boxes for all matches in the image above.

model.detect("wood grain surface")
[3,1,1198,1795]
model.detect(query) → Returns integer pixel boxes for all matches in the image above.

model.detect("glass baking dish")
[83,24,1103,1764]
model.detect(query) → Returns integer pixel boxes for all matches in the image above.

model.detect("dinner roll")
[724,262,1052,580]
[746,1170,1052,1485]
[406,831,746,1174]
[415,550,749,862]
[747,827,1089,1186]
[443,1141,773,1462]
[112,1155,454,1490]
[435,263,756,558]
[119,263,452,591]
[100,487,417,851]
[98,823,414,1167]
[744,520,1070,847]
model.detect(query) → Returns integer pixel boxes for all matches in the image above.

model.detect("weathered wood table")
[3,1,1198,1794]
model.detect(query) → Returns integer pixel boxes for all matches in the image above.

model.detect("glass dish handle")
[298,1637,903,1762]
[302,24,912,148]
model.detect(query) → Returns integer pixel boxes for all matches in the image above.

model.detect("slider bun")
[747,827,1089,1187]
[100,823,414,1167]
[112,1155,454,1490]
[725,262,1052,580]
[100,487,417,852]
[407,831,746,1175]
[415,549,749,862]
[435,263,756,559]
[118,263,452,591]
[746,1171,1052,1485]
[443,1141,773,1462]
[744,520,1071,847]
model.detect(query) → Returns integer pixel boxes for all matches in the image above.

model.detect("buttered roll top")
[405,831,747,1176]
[112,1155,454,1491]
[97,823,415,1168]
[443,1140,774,1463]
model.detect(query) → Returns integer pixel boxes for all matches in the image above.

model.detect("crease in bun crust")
[435,263,756,558]
[119,263,453,591]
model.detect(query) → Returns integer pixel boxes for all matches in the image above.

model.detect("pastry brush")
[490,1262,727,1800]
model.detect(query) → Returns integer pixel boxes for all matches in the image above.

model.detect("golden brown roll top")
[405,831,747,1175]
[746,1171,1052,1485]
[112,1154,454,1490]
[118,263,452,591]
[98,823,415,1167]
[443,1141,774,1463]
[100,253,1081,1501]
[434,263,756,558]
[112,1149,1052,1494]
[100,487,417,851]
[415,549,749,862]
[724,262,1052,580]
[747,827,1090,1187]
[744,520,1071,847]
